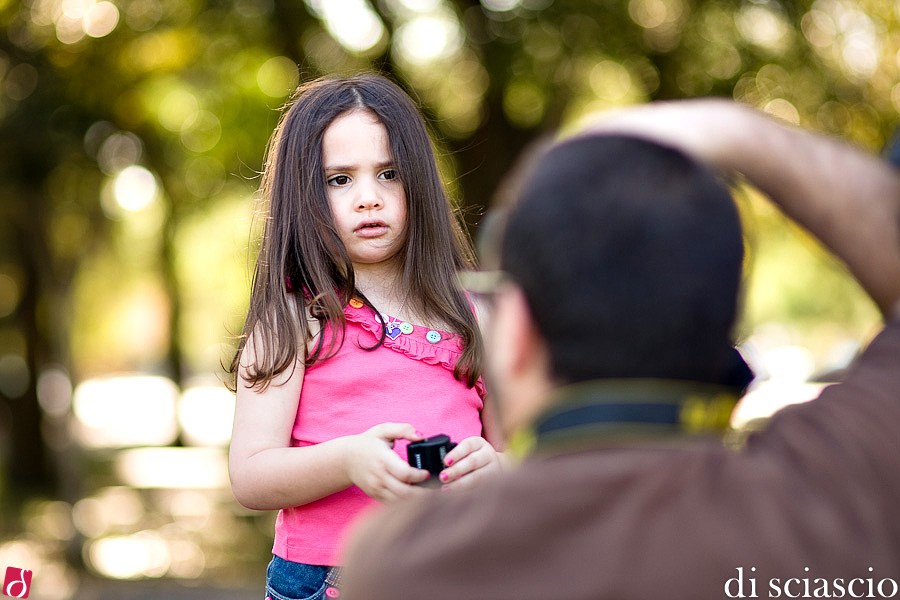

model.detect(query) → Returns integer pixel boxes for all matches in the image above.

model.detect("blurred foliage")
[3,0,896,388]
[0,0,896,591]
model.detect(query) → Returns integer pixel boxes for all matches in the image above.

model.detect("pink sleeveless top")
[272,299,486,566]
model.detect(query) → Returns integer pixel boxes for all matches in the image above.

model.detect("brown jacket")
[342,318,900,599]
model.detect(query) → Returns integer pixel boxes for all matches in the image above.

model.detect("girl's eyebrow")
[324,160,395,172]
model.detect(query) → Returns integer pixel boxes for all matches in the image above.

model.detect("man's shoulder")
[348,447,703,561]
[821,313,900,396]
[341,448,732,599]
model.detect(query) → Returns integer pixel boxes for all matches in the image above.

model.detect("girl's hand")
[345,423,431,503]
[438,436,504,491]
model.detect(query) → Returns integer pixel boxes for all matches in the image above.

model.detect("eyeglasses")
[456,270,511,304]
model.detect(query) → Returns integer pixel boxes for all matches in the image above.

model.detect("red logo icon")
[2,567,31,598]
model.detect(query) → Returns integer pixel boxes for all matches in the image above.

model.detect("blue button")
[426,330,442,343]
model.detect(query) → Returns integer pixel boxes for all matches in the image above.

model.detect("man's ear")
[495,284,549,377]
[490,283,555,437]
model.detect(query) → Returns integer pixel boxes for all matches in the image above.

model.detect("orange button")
[349,298,364,308]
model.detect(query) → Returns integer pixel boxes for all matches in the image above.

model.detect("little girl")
[228,73,503,599]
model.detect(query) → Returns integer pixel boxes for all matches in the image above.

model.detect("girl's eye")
[379,169,398,181]
[328,174,351,186]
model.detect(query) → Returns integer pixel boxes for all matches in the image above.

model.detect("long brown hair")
[230,73,481,391]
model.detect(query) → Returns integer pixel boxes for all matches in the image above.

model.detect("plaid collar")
[509,379,741,458]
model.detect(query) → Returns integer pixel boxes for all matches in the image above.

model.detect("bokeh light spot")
[736,4,790,52]
[73,375,178,448]
[395,14,463,65]
[124,0,163,32]
[481,0,520,12]
[180,110,222,153]
[72,487,144,538]
[183,156,226,198]
[763,98,801,125]
[590,60,633,101]
[503,80,544,128]
[257,56,300,98]
[56,14,87,44]
[113,165,157,212]
[115,447,230,488]
[307,0,386,53]
[0,354,29,398]
[83,1,119,38]
[178,385,235,446]
[0,273,20,318]
[629,0,668,29]
[398,0,442,11]
[98,131,143,175]
[158,88,199,132]
[4,63,39,102]
[37,366,73,418]
[87,530,170,579]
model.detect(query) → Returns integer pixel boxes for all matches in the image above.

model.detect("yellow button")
[349,298,364,309]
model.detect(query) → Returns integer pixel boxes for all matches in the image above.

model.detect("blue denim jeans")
[265,555,343,600]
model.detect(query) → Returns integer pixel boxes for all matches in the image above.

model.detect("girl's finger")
[384,453,430,484]
[440,447,491,484]
[371,422,425,443]
[443,436,482,467]
[376,472,428,503]
[441,462,490,491]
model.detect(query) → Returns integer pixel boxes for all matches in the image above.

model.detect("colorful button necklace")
[384,316,405,340]
[350,296,419,341]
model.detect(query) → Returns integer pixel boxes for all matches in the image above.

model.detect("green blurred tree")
[0,0,895,505]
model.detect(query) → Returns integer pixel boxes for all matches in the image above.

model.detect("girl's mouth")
[355,221,388,237]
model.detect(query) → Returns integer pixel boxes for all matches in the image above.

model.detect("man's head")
[485,135,744,435]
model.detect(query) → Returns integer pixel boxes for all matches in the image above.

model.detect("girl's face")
[322,109,408,271]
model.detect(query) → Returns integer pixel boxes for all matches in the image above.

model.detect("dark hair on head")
[229,73,480,391]
[499,135,744,385]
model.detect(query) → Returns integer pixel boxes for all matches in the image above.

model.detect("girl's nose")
[355,182,383,211]
[356,196,382,211]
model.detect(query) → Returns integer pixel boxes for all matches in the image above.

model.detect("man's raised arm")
[581,100,900,319]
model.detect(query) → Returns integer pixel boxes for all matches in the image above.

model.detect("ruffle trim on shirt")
[344,302,487,400]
